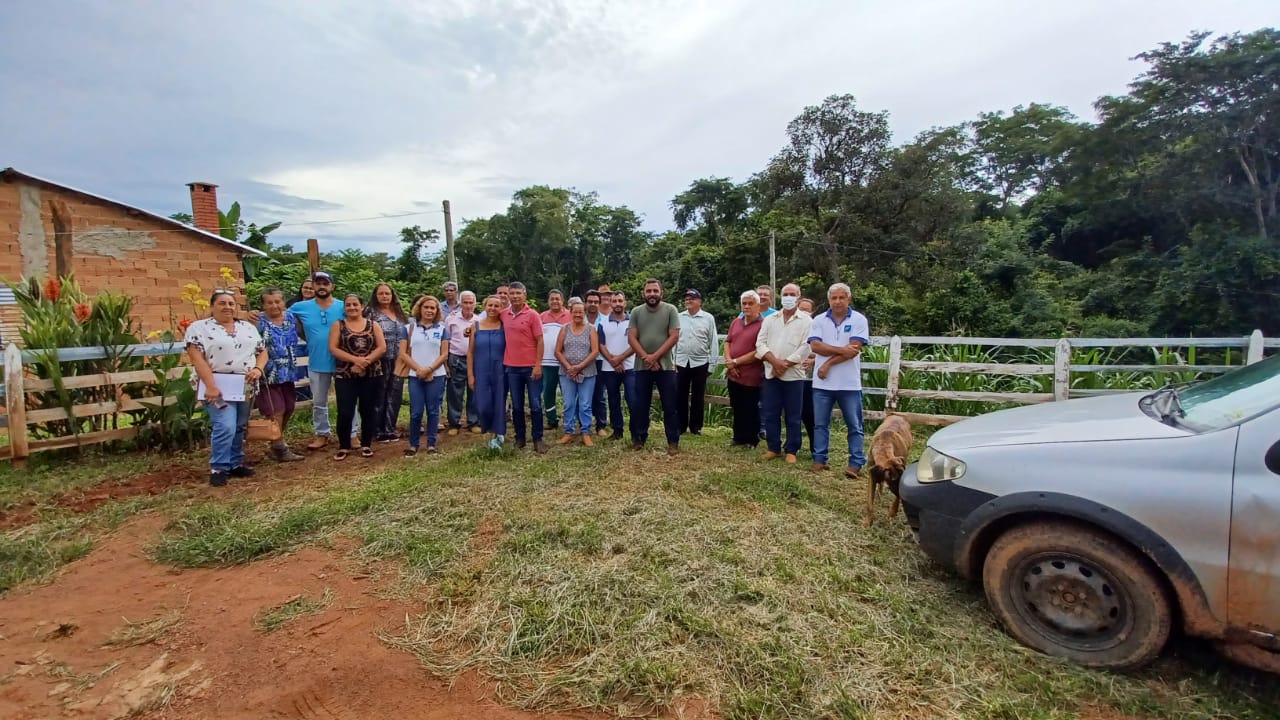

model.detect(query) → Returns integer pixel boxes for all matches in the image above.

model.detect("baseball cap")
[313,271,333,283]
[684,289,702,299]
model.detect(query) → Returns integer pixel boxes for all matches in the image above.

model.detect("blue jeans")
[408,375,446,449]
[631,369,678,445]
[599,370,634,434]
[762,378,805,455]
[505,365,544,443]
[592,359,607,431]
[207,399,251,472]
[813,389,866,470]
[560,374,596,434]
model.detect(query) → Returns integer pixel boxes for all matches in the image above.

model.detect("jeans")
[801,379,815,452]
[630,369,678,446]
[446,354,478,427]
[813,389,867,470]
[408,375,447,449]
[727,380,761,447]
[310,369,359,437]
[762,378,805,455]
[560,374,596,433]
[375,357,404,437]
[592,359,607,431]
[676,363,710,433]
[505,365,544,443]
[474,365,506,435]
[335,375,378,450]
[541,364,561,426]
[206,399,251,472]
[599,370,633,434]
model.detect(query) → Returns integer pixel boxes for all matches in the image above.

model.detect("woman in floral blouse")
[256,288,305,462]
[184,289,268,486]
[365,283,408,442]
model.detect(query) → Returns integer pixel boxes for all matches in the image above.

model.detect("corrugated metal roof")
[0,288,14,305]
[1,168,269,257]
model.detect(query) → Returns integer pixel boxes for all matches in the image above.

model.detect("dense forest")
[248,29,1280,337]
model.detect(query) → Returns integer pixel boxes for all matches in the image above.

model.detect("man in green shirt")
[627,278,681,455]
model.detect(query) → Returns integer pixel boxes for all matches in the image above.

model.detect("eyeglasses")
[211,290,235,299]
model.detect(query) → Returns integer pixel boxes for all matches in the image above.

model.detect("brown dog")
[866,414,912,526]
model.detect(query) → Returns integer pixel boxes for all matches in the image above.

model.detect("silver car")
[899,353,1280,673]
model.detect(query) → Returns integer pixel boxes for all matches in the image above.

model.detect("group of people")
[183,273,869,486]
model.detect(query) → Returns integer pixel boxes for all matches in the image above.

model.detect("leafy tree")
[969,104,1082,209]
[394,225,439,285]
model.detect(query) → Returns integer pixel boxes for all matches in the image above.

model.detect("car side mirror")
[1267,440,1280,476]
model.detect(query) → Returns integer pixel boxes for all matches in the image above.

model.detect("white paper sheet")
[197,374,247,402]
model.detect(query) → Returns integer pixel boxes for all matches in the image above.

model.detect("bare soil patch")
[0,514,600,720]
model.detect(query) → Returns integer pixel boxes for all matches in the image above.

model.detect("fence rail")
[0,329,1272,461]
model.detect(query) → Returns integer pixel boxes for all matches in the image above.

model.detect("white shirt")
[406,320,448,378]
[675,310,718,368]
[755,310,812,381]
[599,313,634,372]
[808,309,870,391]
[184,318,263,374]
[541,320,566,366]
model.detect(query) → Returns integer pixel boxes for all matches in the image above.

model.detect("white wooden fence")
[0,330,1274,461]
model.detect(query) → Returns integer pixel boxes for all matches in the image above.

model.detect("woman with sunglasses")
[329,294,387,460]
[184,289,268,486]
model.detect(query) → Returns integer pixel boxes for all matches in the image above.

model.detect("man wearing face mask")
[755,283,812,464]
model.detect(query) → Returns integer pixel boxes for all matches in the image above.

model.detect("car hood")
[927,392,1191,451]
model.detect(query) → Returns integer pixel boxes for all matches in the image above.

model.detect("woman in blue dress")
[467,295,507,448]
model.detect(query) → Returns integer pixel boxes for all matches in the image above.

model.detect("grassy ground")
[132,424,1280,720]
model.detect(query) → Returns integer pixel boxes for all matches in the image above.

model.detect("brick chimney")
[187,182,220,236]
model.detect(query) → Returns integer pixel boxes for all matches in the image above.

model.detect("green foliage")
[5,275,146,439]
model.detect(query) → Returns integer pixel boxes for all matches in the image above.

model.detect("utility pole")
[768,231,777,296]
[442,200,458,283]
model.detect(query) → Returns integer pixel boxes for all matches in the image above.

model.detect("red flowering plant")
[4,274,143,439]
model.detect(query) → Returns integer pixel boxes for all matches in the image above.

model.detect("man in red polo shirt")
[502,281,547,453]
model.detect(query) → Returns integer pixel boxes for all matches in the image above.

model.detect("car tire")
[982,520,1172,670]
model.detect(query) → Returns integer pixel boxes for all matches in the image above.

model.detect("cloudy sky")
[1,1,1274,256]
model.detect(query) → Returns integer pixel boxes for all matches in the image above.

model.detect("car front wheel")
[982,521,1172,670]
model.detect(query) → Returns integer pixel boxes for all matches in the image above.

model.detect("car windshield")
[1173,353,1280,431]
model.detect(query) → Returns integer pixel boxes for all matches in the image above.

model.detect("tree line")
[245,29,1278,337]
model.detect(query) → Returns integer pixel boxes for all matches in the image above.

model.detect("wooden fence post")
[1053,338,1071,401]
[4,343,29,462]
[1246,329,1264,365]
[886,335,902,413]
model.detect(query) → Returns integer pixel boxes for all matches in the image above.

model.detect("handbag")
[393,321,414,378]
[246,378,283,441]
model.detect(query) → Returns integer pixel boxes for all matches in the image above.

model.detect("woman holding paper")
[184,289,268,487]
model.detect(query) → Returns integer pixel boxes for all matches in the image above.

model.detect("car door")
[1228,406,1280,638]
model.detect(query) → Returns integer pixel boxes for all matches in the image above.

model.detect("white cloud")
[2,0,1275,256]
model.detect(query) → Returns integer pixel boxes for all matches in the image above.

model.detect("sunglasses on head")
[211,289,235,298]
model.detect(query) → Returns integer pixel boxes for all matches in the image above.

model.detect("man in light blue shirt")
[287,272,346,449]
[675,289,718,435]
[807,282,870,477]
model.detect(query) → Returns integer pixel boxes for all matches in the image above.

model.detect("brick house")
[0,168,266,342]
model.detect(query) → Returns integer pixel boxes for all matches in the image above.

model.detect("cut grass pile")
[257,589,334,633]
[103,608,184,648]
[148,428,1280,719]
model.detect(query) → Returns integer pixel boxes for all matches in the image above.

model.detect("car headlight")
[916,447,966,483]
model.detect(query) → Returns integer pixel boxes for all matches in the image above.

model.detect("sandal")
[360,447,374,458]
[404,447,418,457]
[334,450,350,461]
